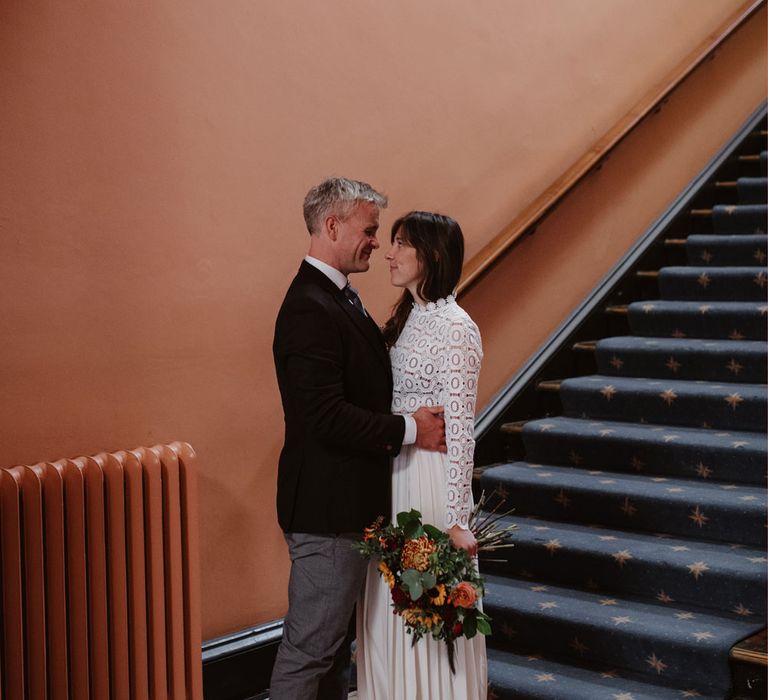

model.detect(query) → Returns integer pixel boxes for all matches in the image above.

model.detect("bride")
[356,211,487,699]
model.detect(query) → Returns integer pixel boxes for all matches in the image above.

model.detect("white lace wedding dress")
[356,294,487,699]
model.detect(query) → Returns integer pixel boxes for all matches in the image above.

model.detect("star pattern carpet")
[686,234,767,267]
[521,416,766,485]
[476,125,767,698]
[487,647,723,700]
[558,375,767,432]
[627,300,767,340]
[594,336,767,383]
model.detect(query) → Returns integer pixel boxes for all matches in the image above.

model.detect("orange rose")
[450,581,477,608]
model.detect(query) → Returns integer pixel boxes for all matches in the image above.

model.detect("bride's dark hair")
[382,211,465,347]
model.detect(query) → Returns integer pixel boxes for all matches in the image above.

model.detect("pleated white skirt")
[356,446,487,700]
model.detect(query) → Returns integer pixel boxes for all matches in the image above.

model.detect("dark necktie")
[343,283,367,317]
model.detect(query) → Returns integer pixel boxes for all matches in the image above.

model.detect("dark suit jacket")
[273,261,405,533]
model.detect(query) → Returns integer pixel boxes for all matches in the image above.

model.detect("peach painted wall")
[464,7,768,409]
[0,0,762,638]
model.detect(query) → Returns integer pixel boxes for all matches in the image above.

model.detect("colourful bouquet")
[355,492,515,672]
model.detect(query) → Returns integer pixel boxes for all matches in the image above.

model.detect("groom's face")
[334,201,381,276]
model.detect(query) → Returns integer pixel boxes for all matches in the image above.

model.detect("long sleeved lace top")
[390,294,483,529]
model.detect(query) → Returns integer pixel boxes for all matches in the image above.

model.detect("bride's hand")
[448,525,477,557]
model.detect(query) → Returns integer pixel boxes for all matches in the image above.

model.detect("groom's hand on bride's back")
[412,406,447,452]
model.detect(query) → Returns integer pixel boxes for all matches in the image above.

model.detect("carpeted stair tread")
[480,514,767,616]
[657,266,767,301]
[487,647,723,700]
[593,336,767,383]
[626,300,767,340]
[480,462,766,546]
[736,177,768,205]
[712,204,767,234]
[483,574,764,690]
[559,375,767,431]
[686,234,767,267]
[521,416,767,485]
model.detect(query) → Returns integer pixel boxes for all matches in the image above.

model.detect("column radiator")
[0,441,203,699]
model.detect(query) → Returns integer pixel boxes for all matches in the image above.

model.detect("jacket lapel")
[334,291,391,370]
[297,262,391,372]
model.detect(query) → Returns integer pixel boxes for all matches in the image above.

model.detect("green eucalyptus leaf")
[400,569,420,586]
[400,569,424,601]
[421,571,436,589]
[476,617,492,636]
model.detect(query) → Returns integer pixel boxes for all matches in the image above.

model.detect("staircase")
[477,118,767,699]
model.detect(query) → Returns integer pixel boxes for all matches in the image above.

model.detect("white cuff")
[402,415,417,445]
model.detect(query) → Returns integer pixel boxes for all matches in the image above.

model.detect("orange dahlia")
[400,535,435,572]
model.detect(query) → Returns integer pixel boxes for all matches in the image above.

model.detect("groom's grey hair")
[303,177,388,235]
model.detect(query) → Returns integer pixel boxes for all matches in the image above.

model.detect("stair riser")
[484,601,735,689]
[712,205,768,234]
[595,347,767,384]
[686,235,767,267]
[560,384,767,432]
[521,430,766,485]
[480,474,766,547]
[487,652,724,700]
[627,307,767,340]
[658,268,767,301]
[737,178,768,205]
[486,681,557,700]
[482,547,766,618]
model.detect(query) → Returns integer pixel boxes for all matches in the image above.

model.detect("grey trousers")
[269,532,368,700]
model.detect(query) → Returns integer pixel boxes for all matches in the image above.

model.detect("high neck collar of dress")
[411,293,456,314]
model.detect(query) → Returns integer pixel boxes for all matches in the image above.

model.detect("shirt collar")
[304,256,348,291]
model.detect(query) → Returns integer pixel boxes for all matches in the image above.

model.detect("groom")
[270,177,446,699]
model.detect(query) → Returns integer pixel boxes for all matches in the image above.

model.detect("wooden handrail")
[457,0,765,296]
